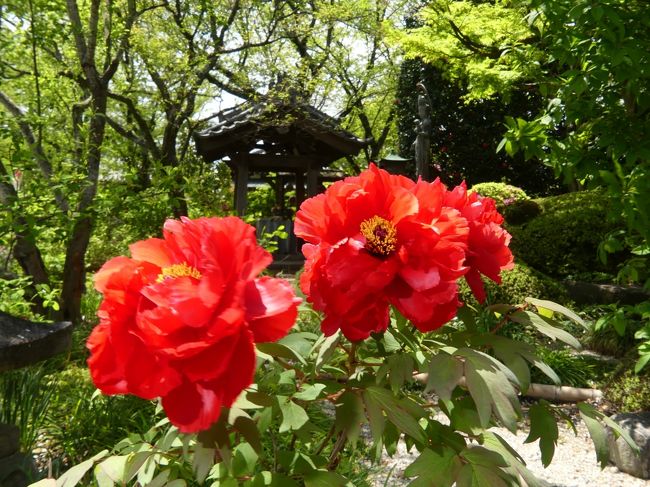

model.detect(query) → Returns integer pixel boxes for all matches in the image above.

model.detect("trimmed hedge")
[459,260,569,305]
[508,190,623,278]
[470,182,529,207]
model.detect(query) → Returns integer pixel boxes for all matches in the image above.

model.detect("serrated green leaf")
[525,403,558,467]
[145,468,170,487]
[482,432,542,487]
[256,342,306,364]
[593,406,640,455]
[232,443,258,477]
[335,391,365,444]
[315,332,340,371]
[448,397,483,435]
[278,396,309,433]
[95,455,129,485]
[193,446,215,483]
[279,332,318,356]
[403,447,461,487]
[425,353,463,401]
[511,311,581,349]
[365,387,427,444]
[304,470,349,487]
[232,414,263,453]
[361,389,385,444]
[388,353,414,392]
[525,298,586,327]
[57,450,105,487]
[459,350,520,431]
[294,383,326,401]
[578,403,609,468]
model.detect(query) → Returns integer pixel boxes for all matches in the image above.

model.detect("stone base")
[607,412,650,479]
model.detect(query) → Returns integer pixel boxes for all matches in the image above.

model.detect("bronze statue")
[414,81,432,181]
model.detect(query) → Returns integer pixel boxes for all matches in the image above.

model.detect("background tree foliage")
[394,0,650,285]
[0,0,410,321]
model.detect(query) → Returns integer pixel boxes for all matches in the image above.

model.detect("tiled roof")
[194,98,369,162]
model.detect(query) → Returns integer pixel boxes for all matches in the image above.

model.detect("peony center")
[157,262,202,282]
[360,216,397,257]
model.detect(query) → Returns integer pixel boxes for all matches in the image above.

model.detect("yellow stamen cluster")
[157,262,202,283]
[360,216,397,257]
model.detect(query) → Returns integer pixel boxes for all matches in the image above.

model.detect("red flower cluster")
[295,164,513,341]
[87,217,300,432]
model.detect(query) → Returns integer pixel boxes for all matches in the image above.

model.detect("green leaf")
[57,450,108,487]
[146,469,171,487]
[335,391,365,443]
[597,408,640,455]
[456,464,511,487]
[361,389,385,444]
[279,332,318,358]
[511,311,582,349]
[95,455,129,486]
[193,446,216,483]
[403,447,461,487]
[578,403,609,468]
[232,443,259,477]
[447,397,483,436]
[315,331,340,371]
[482,432,543,487]
[525,402,558,467]
[526,298,587,328]
[388,353,414,392]
[365,387,427,444]
[458,349,520,432]
[294,383,326,401]
[232,413,263,453]
[256,342,306,364]
[425,353,463,401]
[304,470,349,487]
[278,396,309,433]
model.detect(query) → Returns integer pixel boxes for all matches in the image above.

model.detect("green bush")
[529,349,596,388]
[44,366,155,474]
[459,260,569,305]
[503,199,542,225]
[470,182,529,207]
[606,370,650,412]
[508,190,624,278]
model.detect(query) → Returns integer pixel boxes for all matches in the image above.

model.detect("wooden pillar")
[234,156,249,216]
[295,171,305,209]
[306,162,319,197]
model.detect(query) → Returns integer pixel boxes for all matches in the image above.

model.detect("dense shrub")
[45,366,155,474]
[460,260,569,305]
[503,199,542,225]
[509,190,624,278]
[470,182,529,207]
[606,370,650,412]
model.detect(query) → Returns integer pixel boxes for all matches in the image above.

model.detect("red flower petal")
[129,238,173,268]
[245,277,301,343]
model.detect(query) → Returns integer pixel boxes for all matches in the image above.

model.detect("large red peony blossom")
[87,217,300,433]
[443,183,514,303]
[295,164,470,341]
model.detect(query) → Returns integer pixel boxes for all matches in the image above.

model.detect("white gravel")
[369,411,650,487]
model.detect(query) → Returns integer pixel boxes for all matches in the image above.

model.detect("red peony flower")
[443,183,514,303]
[87,217,300,433]
[295,164,470,341]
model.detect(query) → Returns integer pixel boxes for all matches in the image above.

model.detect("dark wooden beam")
[234,156,249,215]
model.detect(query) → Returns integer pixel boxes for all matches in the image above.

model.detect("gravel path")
[369,410,650,487]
